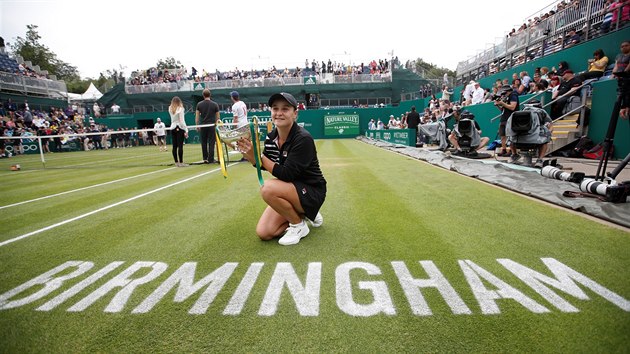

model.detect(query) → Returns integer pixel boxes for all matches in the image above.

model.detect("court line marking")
[0,167,176,210]
[0,164,237,247]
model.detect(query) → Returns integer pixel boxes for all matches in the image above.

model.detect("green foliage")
[407,57,456,81]
[10,24,79,81]
[156,57,183,70]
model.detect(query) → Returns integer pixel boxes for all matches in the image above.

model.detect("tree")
[411,58,456,81]
[156,57,182,70]
[10,24,80,82]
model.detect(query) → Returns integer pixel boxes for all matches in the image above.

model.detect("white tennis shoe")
[279,220,310,246]
[307,212,323,228]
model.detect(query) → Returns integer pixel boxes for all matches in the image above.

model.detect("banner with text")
[324,114,360,137]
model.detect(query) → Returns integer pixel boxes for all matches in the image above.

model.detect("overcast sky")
[1,0,555,79]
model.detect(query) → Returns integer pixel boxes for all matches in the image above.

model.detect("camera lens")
[579,179,608,196]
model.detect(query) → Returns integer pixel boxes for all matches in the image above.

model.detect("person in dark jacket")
[237,92,326,246]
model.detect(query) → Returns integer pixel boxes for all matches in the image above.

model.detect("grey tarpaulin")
[358,136,630,228]
[418,121,448,150]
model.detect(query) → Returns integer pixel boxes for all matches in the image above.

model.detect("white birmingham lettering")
[37,261,125,311]
[68,262,168,313]
[391,261,471,316]
[459,260,550,314]
[499,258,630,312]
[132,262,237,315]
[259,262,321,317]
[335,262,396,317]
[223,262,264,316]
[0,261,94,310]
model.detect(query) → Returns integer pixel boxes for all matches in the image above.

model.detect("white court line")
[0,167,176,210]
[0,164,236,248]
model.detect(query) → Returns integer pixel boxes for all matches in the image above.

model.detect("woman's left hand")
[184,132,188,139]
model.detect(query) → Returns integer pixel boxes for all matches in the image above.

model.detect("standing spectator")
[111,103,121,114]
[610,0,630,31]
[612,40,630,119]
[169,96,188,167]
[154,118,167,152]
[230,91,248,128]
[442,85,453,101]
[406,106,421,146]
[195,89,220,164]
[0,36,5,54]
[6,99,17,118]
[93,102,101,118]
[463,81,475,106]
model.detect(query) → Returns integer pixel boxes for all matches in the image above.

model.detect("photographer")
[494,84,519,159]
[612,40,630,119]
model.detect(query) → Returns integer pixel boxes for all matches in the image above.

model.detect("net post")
[37,136,46,167]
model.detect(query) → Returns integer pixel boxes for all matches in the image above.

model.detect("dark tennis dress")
[262,122,326,220]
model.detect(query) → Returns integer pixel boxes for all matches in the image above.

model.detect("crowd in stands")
[0,98,143,157]
[461,0,629,83]
[127,58,392,86]
[456,41,621,120]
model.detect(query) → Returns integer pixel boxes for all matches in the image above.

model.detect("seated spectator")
[552,61,570,76]
[564,29,581,48]
[579,49,609,80]
[471,82,485,105]
[513,78,527,95]
[551,70,583,118]
[483,88,494,103]
[540,67,550,81]
[520,71,532,87]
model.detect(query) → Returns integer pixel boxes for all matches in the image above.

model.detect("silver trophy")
[216,121,252,150]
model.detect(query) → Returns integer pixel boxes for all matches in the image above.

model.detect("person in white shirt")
[168,96,188,167]
[471,82,485,105]
[463,81,475,106]
[153,117,167,152]
[387,115,397,128]
[93,102,101,117]
[111,103,120,114]
[230,91,248,128]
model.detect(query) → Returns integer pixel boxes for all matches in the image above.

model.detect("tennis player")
[237,92,326,246]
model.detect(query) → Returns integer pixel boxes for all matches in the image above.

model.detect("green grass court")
[0,140,629,353]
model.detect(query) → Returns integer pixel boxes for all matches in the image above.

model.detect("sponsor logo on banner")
[324,114,360,136]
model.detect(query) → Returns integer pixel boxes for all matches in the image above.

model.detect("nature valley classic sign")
[324,114,360,136]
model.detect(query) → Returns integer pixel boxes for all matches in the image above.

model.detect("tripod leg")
[595,94,622,180]
[608,152,630,180]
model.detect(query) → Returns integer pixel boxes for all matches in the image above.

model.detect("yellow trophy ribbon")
[215,120,228,179]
